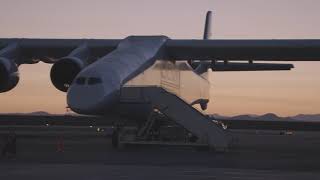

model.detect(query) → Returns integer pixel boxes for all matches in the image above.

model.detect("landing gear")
[111,109,162,149]
[111,118,126,149]
[111,128,120,149]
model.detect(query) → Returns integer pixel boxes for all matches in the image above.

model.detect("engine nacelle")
[50,57,85,92]
[50,44,90,92]
[0,57,19,92]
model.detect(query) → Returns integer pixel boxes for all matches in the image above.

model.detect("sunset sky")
[0,0,319,116]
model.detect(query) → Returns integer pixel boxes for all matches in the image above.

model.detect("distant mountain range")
[0,111,84,116]
[0,111,52,116]
[0,111,68,116]
[211,113,320,121]
[0,111,319,121]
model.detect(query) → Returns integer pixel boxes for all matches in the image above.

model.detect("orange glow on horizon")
[0,0,319,116]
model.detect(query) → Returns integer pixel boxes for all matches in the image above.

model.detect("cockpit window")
[88,77,102,85]
[76,77,86,85]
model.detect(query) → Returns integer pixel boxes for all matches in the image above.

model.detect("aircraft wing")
[166,39,320,61]
[0,38,121,64]
[2,38,320,64]
[0,38,319,92]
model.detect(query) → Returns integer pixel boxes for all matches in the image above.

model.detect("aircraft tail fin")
[192,11,213,74]
[203,11,212,40]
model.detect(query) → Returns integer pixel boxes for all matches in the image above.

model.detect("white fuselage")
[66,36,210,117]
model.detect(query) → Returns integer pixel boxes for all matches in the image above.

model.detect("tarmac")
[1,127,320,179]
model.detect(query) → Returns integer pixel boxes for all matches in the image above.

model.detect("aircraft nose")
[67,76,111,114]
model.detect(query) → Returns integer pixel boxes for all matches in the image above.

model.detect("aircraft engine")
[50,57,85,92]
[0,57,19,92]
[50,44,89,92]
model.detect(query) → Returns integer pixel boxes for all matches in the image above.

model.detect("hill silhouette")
[211,113,320,121]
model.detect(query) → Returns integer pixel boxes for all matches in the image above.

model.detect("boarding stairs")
[119,86,229,151]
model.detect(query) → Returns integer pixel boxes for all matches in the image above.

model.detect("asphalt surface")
[1,128,320,179]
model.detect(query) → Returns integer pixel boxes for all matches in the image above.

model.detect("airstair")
[118,86,229,151]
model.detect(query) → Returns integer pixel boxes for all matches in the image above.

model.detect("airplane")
[1,11,320,150]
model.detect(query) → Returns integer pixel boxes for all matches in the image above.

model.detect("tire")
[112,130,119,149]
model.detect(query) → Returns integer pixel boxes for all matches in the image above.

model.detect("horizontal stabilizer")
[191,62,294,73]
[211,62,294,71]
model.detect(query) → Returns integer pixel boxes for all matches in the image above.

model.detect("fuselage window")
[88,77,102,85]
[76,77,86,85]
